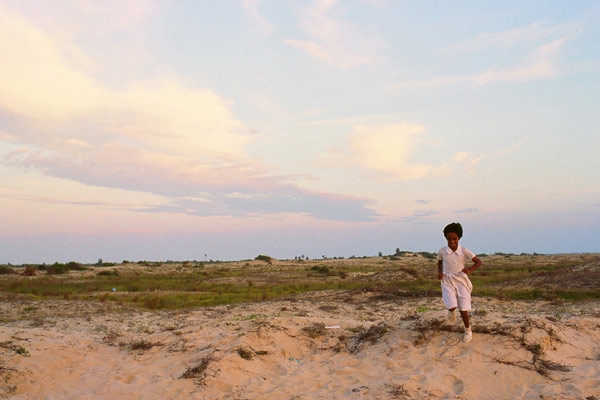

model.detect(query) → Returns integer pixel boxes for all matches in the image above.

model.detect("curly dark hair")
[443,222,463,239]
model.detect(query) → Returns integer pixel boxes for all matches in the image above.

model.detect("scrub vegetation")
[0,253,598,310]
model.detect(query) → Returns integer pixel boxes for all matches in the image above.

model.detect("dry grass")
[386,383,410,399]
[180,357,212,385]
[302,322,327,338]
[348,322,388,354]
[127,339,161,351]
[0,253,598,311]
[409,314,573,377]
[236,347,254,360]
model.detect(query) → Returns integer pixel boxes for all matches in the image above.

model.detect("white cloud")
[241,0,273,35]
[0,4,248,160]
[349,123,433,180]
[282,39,332,63]
[0,3,377,222]
[283,0,384,67]
[394,37,569,88]
[443,23,561,53]
[497,137,529,155]
[342,123,489,180]
[452,152,471,163]
[0,5,250,160]
[395,23,574,89]
[476,37,568,85]
[0,5,106,120]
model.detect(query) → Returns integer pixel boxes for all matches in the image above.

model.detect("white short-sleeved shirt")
[437,245,476,274]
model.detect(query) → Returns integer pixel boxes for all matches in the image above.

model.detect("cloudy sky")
[1,0,599,263]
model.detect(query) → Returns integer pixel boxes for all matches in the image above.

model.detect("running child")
[437,222,482,343]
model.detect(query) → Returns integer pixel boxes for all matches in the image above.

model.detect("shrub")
[129,340,160,351]
[97,270,119,277]
[47,262,86,275]
[66,261,85,270]
[302,322,326,338]
[47,264,69,275]
[181,357,211,380]
[311,265,330,274]
[98,262,116,267]
[0,266,16,275]
[237,347,253,360]
[254,255,273,264]
[417,252,437,259]
[22,265,38,276]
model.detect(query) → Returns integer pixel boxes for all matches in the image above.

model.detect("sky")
[1,0,599,264]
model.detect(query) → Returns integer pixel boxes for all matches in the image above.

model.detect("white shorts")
[441,272,473,311]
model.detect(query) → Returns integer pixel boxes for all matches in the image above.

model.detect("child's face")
[445,232,460,251]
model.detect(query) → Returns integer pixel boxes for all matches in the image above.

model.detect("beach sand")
[1,291,599,399]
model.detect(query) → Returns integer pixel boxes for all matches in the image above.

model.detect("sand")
[1,291,599,400]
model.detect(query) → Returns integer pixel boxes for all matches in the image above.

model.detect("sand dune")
[1,293,599,399]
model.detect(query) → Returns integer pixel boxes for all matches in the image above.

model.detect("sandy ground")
[1,291,599,400]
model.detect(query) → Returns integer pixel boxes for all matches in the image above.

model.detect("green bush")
[254,255,273,263]
[47,262,86,275]
[310,265,330,274]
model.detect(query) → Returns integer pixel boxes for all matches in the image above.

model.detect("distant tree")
[97,258,103,266]
[378,252,383,257]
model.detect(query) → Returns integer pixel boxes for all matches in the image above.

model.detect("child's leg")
[456,278,472,328]
[441,278,458,311]
[447,307,457,323]
[459,310,469,328]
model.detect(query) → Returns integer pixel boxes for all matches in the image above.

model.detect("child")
[437,222,482,343]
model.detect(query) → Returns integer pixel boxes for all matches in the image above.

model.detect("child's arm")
[462,256,482,274]
[437,260,443,280]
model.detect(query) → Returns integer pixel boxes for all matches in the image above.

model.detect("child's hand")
[462,267,471,274]
[437,272,443,280]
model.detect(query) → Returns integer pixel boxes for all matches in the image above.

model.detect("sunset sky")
[1,0,599,264]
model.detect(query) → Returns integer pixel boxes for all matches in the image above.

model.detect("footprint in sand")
[115,374,136,384]
[408,374,427,386]
[442,374,464,395]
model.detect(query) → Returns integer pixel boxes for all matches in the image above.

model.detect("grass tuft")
[181,357,211,384]
[302,322,327,338]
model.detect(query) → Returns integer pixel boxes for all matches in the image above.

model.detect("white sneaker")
[447,311,456,324]
[463,327,473,343]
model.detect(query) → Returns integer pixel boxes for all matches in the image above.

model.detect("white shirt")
[437,245,476,274]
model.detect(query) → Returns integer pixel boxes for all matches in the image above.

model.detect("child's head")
[443,222,463,251]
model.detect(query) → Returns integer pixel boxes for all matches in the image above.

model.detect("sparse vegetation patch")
[302,322,326,338]
[180,357,211,385]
